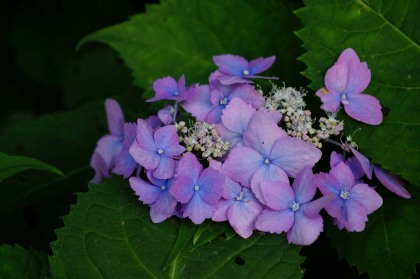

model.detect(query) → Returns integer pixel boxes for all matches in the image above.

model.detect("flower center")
[290,201,300,212]
[340,189,350,200]
[161,185,167,191]
[341,94,349,105]
[219,97,228,105]
[157,149,164,154]
[243,70,250,76]
[194,185,200,191]
[236,191,244,201]
[174,91,179,96]
[264,158,270,165]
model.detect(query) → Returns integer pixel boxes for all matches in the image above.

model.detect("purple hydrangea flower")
[147,75,187,102]
[256,166,331,245]
[182,72,264,124]
[130,170,178,223]
[90,99,125,183]
[113,122,138,178]
[213,54,278,85]
[129,119,185,179]
[316,48,382,125]
[170,152,224,224]
[223,113,321,203]
[316,162,383,232]
[210,161,263,238]
[215,98,281,148]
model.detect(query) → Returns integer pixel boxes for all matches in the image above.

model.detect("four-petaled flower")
[129,119,185,179]
[147,75,187,102]
[316,162,383,232]
[256,166,331,245]
[170,152,224,224]
[316,48,382,125]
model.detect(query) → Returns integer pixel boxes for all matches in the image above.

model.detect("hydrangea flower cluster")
[90,49,411,246]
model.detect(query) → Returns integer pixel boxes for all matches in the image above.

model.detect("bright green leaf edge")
[0,152,62,183]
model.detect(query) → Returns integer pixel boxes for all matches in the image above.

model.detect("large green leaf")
[295,0,420,185]
[0,152,62,183]
[50,177,304,278]
[0,244,49,279]
[0,94,143,250]
[327,187,420,279]
[79,0,306,97]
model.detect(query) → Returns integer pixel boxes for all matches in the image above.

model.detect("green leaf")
[327,187,420,279]
[0,244,49,279]
[79,0,306,97]
[193,220,228,247]
[0,94,143,250]
[50,177,304,278]
[0,152,62,183]
[295,0,420,185]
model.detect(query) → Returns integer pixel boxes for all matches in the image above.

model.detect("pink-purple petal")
[152,156,175,179]
[182,194,216,224]
[198,168,224,204]
[250,164,288,204]
[350,147,373,179]
[136,119,156,151]
[374,166,411,199]
[260,180,294,211]
[350,183,383,214]
[315,88,341,112]
[221,98,256,134]
[95,135,123,168]
[316,172,341,196]
[270,137,322,178]
[255,209,294,234]
[227,200,263,238]
[170,175,195,203]
[229,84,265,109]
[176,152,203,182]
[129,141,160,170]
[129,177,161,205]
[329,162,356,190]
[287,212,323,245]
[182,85,214,122]
[345,94,383,125]
[325,62,348,93]
[339,199,368,232]
[293,166,317,204]
[212,199,233,222]
[213,54,249,76]
[105,99,124,137]
[249,56,276,75]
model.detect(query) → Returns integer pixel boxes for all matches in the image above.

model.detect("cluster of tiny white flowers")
[176,121,230,161]
[264,84,345,148]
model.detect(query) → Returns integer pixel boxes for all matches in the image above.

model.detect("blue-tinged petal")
[345,156,365,179]
[270,137,321,178]
[136,119,156,151]
[350,183,383,214]
[330,162,356,189]
[213,54,249,76]
[149,209,174,223]
[340,199,368,232]
[293,166,316,204]
[158,106,173,125]
[95,134,123,168]
[170,175,195,203]
[255,209,294,234]
[260,180,294,211]
[216,75,252,85]
[315,87,341,112]
[210,88,224,106]
[227,200,263,238]
[176,152,202,183]
[129,141,159,170]
[183,194,216,224]
[105,99,124,137]
[182,85,214,122]
[152,156,175,179]
[336,49,370,94]
[205,106,224,124]
[228,84,265,109]
[316,173,341,196]
[345,94,383,125]
[374,166,411,199]
[198,168,224,204]
[249,56,276,75]
[223,146,263,187]
[153,125,183,155]
[177,74,187,99]
[212,199,233,222]
[324,196,345,220]
[325,62,348,94]
[215,123,242,148]
[122,122,137,149]
[147,76,179,102]
[152,190,178,214]
[113,151,137,178]
[222,177,242,199]
[90,152,110,184]
[330,151,344,168]
[146,115,162,130]
[287,212,323,246]
[336,48,361,64]
[300,195,334,218]
[129,177,161,205]
[250,164,289,204]
[243,113,286,157]
[146,170,167,187]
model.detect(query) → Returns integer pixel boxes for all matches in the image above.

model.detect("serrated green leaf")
[0,152,62,183]
[0,94,143,250]
[79,0,306,97]
[327,187,420,279]
[50,177,304,279]
[0,244,49,279]
[295,0,420,185]
[193,220,228,247]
